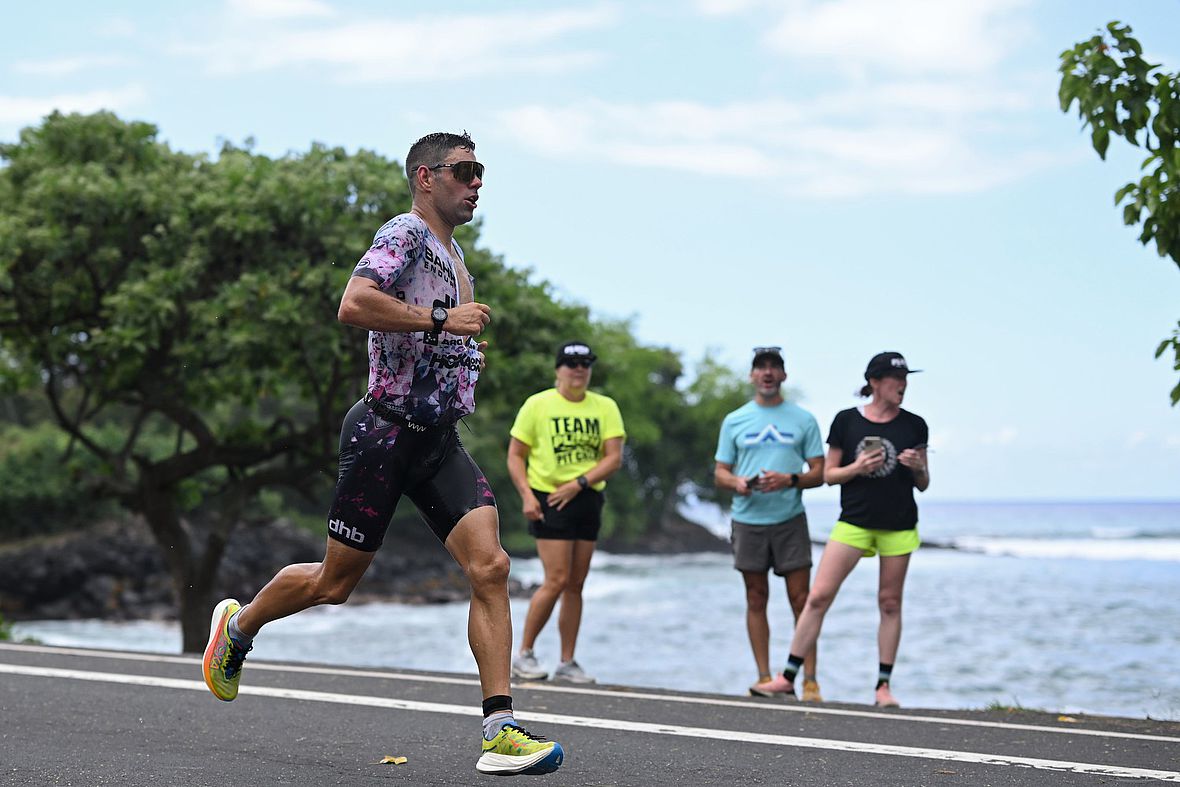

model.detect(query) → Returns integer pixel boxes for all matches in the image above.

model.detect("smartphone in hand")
[862,436,884,455]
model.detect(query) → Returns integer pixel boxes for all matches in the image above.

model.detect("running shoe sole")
[202,597,241,701]
[477,742,564,775]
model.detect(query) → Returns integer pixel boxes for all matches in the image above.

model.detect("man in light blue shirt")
[715,346,825,700]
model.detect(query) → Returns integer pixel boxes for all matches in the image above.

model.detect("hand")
[476,340,488,372]
[545,480,581,511]
[734,476,754,496]
[443,302,491,336]
[522,495,544,522]
[754,470,792,492]
[856,448,885,476]
[898,447,927,473]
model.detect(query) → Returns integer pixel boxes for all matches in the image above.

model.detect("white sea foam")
[951,536,1180,561]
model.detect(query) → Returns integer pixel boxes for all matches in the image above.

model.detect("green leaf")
[1092,126,1110,158]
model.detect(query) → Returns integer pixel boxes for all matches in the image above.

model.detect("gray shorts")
[731,513,812,576]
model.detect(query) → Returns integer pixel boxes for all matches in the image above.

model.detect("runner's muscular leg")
[235,537,376,637]
[446,504,512,700]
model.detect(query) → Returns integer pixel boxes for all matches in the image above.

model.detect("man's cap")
[864,351,922,380]
[751,345,785,368]
[556,341,597,366]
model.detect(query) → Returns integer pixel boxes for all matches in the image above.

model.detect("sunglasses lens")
[454,161,484,182]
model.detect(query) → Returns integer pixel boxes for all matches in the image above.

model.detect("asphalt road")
[1,642,1177,786]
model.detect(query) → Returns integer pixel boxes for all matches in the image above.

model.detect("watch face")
[432,307,447,323]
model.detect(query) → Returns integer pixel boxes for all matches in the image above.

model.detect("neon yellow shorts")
[828,521,920,558]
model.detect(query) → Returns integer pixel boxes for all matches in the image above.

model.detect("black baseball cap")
[864,351,922,380]
[555,341,597,366]
[751,345,785,368]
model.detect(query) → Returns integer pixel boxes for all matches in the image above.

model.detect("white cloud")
[13,55,132,77]
[495,88,1062,197]
[173,5,618,83]
[0,85,147,126]
[701,0,1031,76]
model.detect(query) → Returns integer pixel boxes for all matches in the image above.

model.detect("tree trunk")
[137,480,228,653]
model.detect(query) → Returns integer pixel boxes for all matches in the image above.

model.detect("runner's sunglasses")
[561,359,593,368]
[428,160,485,183]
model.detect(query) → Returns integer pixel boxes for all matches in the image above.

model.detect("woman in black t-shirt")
[776,353,930,708]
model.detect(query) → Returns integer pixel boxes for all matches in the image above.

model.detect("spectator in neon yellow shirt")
[507,341,626,684]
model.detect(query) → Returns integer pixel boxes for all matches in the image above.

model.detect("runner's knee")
[466,548,511,590]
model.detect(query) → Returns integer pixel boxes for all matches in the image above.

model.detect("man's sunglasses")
[562,359,593,368]
[428,160,485,183]
[752,346,782,355]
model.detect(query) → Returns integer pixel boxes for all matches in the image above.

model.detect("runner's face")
[750,361,785,396]
[430,148,482,227]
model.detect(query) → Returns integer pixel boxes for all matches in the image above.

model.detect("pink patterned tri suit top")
[352,213,483,425]
[327,213,495,552]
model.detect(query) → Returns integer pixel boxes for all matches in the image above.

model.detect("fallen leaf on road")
[1057,716,1079,723]
[378,756,408,765]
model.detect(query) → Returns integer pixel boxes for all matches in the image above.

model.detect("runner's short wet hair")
[406,131,476,196]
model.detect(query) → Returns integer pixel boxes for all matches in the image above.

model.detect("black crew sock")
[876,662,894,689]
[782,653,805,682]
[482,695,515,741]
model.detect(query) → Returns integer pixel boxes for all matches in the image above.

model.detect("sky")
[2,0,1178,502]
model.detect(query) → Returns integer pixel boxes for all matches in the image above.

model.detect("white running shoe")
[553,659,596,684]
[511,649,549,680]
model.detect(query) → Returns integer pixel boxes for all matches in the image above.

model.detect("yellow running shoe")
[476,723,564,775]
[202,598,251,701]
[802,678,824,703]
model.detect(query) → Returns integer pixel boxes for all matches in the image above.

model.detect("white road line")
[3,643,1178,745]
[3,662,1178,783]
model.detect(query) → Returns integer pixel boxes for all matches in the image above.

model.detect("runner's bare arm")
[338,277,490,335]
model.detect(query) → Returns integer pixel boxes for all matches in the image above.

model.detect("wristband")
[576,475,589,490]
[790,473,799,488]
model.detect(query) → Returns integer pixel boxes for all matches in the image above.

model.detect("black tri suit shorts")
[326,397,496,552]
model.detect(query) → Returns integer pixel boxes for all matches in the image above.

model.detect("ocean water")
[14,501,1180,721]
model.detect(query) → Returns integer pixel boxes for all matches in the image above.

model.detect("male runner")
[201,131,563,776]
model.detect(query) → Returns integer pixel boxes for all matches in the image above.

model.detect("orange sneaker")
[802,678,824,702]
[875,683,900,708]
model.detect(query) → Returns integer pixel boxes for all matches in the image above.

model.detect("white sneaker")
[511,649,548,680]
[552,659,595,684]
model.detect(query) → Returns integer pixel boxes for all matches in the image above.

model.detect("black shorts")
[527,488,604,541]
[326,398,496,552]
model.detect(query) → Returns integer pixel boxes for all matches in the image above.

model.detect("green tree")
[1059,21,1180,404]
[0,112,400,650]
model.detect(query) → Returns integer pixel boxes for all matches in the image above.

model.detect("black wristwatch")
[576,475,589,490]
[790,473,800,488]
[430,306,448,333]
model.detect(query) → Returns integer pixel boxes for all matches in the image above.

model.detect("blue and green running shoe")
[476,723,564,775]
[202,598,251,701]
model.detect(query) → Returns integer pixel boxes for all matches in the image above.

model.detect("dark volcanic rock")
[0,511,730,622]
[598,511,729,555]
[0,517,493,622]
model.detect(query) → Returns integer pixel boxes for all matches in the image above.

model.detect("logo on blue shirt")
[741,424,796,446]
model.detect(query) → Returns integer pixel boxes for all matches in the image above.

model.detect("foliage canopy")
[1059,21,1180,403]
